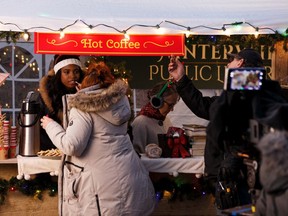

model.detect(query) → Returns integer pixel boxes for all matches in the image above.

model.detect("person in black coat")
[37,55,84,150]
[168,48,288,209]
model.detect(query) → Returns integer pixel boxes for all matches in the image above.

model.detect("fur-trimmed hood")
[67,79,128,113]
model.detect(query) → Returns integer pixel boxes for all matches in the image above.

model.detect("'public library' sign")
[108,44,272,89]
[34,33,185,56]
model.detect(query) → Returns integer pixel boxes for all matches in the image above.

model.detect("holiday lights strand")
[1,19,288,41]
[0,175,204,205]
[0,176,57,205]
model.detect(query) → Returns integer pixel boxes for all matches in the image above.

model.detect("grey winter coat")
[131,115,172,153]
[44,79,156,216]
[255,131,288,216]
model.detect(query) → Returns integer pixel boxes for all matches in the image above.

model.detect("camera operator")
[168,48,288,211]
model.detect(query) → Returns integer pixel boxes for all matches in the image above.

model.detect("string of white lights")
[1,19,288,42]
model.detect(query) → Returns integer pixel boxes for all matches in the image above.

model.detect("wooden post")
[272,42,288,88]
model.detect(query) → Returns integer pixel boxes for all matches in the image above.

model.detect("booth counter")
[16,154,204,179]
[0,155,205,216]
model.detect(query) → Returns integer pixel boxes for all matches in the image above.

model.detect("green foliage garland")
[0,31,23,44]
[185,34,288,52]
[0,176,57,205]
[153,175,205,202]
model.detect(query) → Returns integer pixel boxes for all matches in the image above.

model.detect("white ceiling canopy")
[1,0,288,36]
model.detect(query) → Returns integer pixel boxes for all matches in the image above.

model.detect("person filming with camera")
[168,48,288,212]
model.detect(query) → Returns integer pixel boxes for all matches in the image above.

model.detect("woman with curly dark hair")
[38,54,84,150]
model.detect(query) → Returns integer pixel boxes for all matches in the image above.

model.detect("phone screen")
[224,68,266,91]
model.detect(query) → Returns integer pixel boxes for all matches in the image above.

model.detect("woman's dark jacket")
[37,73,65,150]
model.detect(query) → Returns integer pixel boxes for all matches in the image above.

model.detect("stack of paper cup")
[0,120,9,159]
[9,126,17,158]
[0,119,3,159]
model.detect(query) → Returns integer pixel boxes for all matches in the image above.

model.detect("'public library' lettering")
[145,44,272,89]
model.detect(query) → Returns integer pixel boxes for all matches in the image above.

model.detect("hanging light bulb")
[234,24,242,32]
[59,29,65,39]
[23,30,30,41]
[221,26,231,36]
[123,30,130,40]
[224,29,231,37]
[85,25,93,34]
[155,24,164,34]
[232,21,243,30]
[254,27,259,38]
[185,27,191,38]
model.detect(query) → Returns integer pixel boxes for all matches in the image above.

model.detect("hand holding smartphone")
[168,55,185,81]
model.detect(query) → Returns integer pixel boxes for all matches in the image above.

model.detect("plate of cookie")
[37,148,62,160]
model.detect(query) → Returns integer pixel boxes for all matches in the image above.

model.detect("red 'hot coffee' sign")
[34,33,185,56]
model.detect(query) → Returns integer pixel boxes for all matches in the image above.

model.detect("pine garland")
[0,31,23,44]
[185,34,288,52]
[153,175,205,202]
[0,176,57,205]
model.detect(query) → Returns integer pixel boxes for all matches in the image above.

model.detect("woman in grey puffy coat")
[41,61,156,216]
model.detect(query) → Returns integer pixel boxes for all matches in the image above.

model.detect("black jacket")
[176,75,288,179]
[175,75,218,120]
[37,74,66,151]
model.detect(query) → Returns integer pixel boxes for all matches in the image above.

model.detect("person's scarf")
[139,102,165,122]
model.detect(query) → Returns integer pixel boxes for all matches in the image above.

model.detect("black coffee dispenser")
[18,91,40,156]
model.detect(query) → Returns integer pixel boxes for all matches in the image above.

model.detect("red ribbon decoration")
[166,127,191,158]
